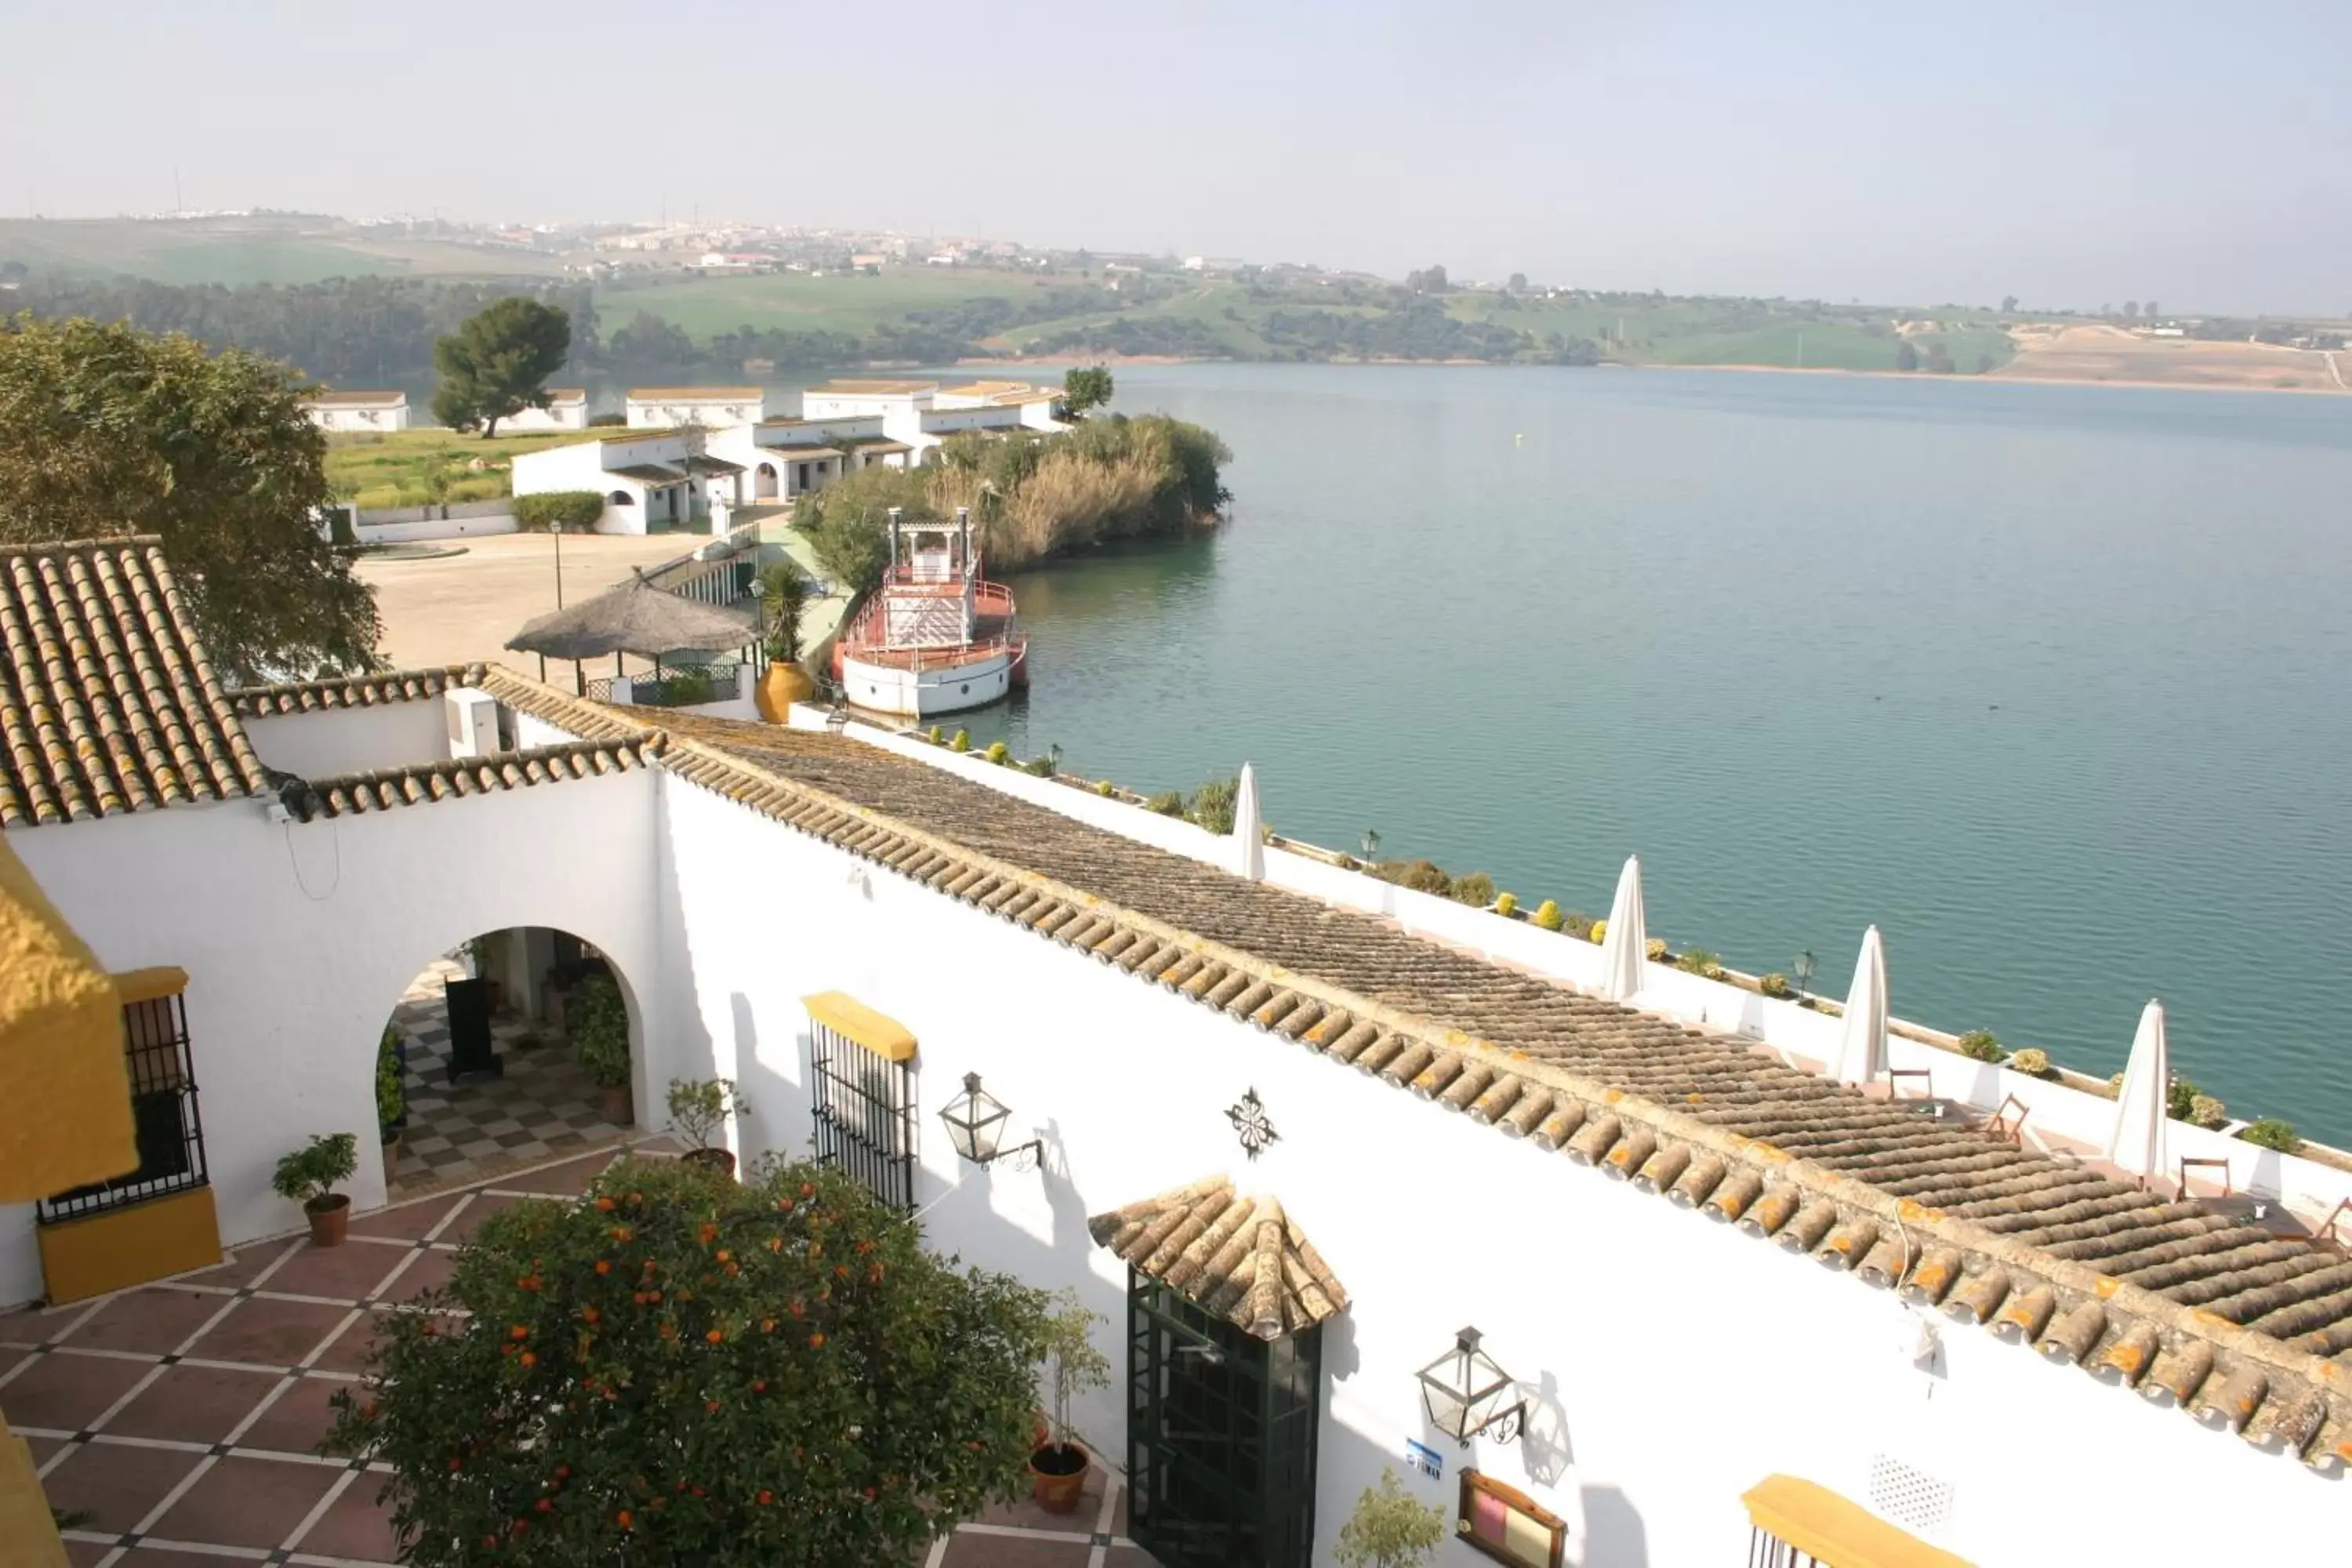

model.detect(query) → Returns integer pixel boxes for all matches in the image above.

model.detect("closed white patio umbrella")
[1595,855,1648,1002]
[2107,1000,2172,1185]
[1831,926,1889,1087]
[1232,763,1265,882]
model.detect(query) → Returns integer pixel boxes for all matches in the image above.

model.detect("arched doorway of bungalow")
[371,927,649,1200]
[755,461,779,499]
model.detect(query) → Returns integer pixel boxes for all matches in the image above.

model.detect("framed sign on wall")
[1457,1470,1566,1568]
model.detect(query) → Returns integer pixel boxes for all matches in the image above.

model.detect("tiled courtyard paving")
[6,1144,1159,1567]
[387,960,622,1197]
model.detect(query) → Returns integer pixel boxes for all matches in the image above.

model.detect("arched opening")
[755,461,778,499]
[376,927,640,1196]
[607,488,633,506]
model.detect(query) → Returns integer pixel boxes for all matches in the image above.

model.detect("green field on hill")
[1,219,2020,376]
[0,217,564,286]
[594,268,1072,338]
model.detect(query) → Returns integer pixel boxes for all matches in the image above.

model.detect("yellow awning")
[1743,1476,1974,1568]
[0,835,135,1203]
[802,992,917,1062]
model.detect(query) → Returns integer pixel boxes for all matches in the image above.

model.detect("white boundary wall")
[649,763,2348,1568]
[813,713,2352,1221]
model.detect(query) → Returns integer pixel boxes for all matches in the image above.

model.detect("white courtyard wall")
[650,771,2348,1568]
[242,703,452,780]
[4,770,661,1302]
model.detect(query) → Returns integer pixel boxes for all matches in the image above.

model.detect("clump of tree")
[797,416,1231,593]
[432,297,573,435]
[328,1156,1053,1567]
[1061,365,1113,417]
[0,314,379,680]
[797,465,936,595]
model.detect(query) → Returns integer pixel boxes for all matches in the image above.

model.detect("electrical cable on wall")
[282,817,341,901]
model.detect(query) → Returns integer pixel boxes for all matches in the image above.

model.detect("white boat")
[830,507,1029,718]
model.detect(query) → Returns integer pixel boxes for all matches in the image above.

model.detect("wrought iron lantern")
[1361,829,1381,862]
[938,1073,1040,1167]
[1417,1326,1525,1448]
[1794,949,1817,1000]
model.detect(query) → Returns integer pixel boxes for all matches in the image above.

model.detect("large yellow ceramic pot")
[756,661,817,722]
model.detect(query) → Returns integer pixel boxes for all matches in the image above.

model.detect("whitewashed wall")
[649,771,2346,1568]
[243,703,452,780]
[5,770,662,1302]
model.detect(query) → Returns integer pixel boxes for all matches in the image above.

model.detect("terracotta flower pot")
[757,661,817,722]
[1028,1442,1089,1514]
[600,1084,633,1127]
[306,1194,350,1248]
[681,1147,737,1180]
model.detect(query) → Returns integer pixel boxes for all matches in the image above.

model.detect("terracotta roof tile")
[0,538,267,827]
[577,705,2352,1475]
[1089,1176,1348,1339]
[281,736,661,822]
[230,663,488,717]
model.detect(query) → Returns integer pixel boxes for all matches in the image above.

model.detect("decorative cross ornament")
[1226,1087,1279,1160]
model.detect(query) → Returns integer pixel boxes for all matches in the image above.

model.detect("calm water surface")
[947,365,2352,1142]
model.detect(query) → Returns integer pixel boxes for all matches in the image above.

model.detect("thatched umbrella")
[506,571,757,694]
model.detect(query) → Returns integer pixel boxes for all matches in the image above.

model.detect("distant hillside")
[0,215,563,287]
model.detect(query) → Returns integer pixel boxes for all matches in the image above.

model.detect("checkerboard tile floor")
[8,1142,1160,1568]
[390,960,623,1196]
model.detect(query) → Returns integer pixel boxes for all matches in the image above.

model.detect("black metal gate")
[1126,1270,1320,1568]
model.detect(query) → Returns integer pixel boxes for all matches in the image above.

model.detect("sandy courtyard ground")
[1994,323,2345,393]
[356,532,694,672]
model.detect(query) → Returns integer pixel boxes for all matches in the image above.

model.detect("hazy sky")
[8,2,2349,313]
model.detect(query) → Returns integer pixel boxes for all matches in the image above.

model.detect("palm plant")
[758,561,811,665]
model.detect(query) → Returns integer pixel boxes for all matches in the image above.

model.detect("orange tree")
[329,1156,1052,1565]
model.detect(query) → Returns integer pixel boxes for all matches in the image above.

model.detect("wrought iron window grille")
[808,1018,918,1210]
[38,993,208,1225]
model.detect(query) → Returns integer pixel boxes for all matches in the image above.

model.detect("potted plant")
[573,973,632,1124]
[464,936,505,1013]
[754,561,817,720]
[1335,1468,1447,1568]
[376,1024,406,1184]
[274,1133,359,1247]
[1029,1288,1110,1513]
[666,1077,750,1177]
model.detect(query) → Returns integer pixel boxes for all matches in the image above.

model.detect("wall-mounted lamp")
[1361,829,1381,861]
[938,1073,1040,1169]
[1417,1326,1525,1448]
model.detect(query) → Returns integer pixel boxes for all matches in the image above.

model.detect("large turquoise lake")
[946,365,2352,1144]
